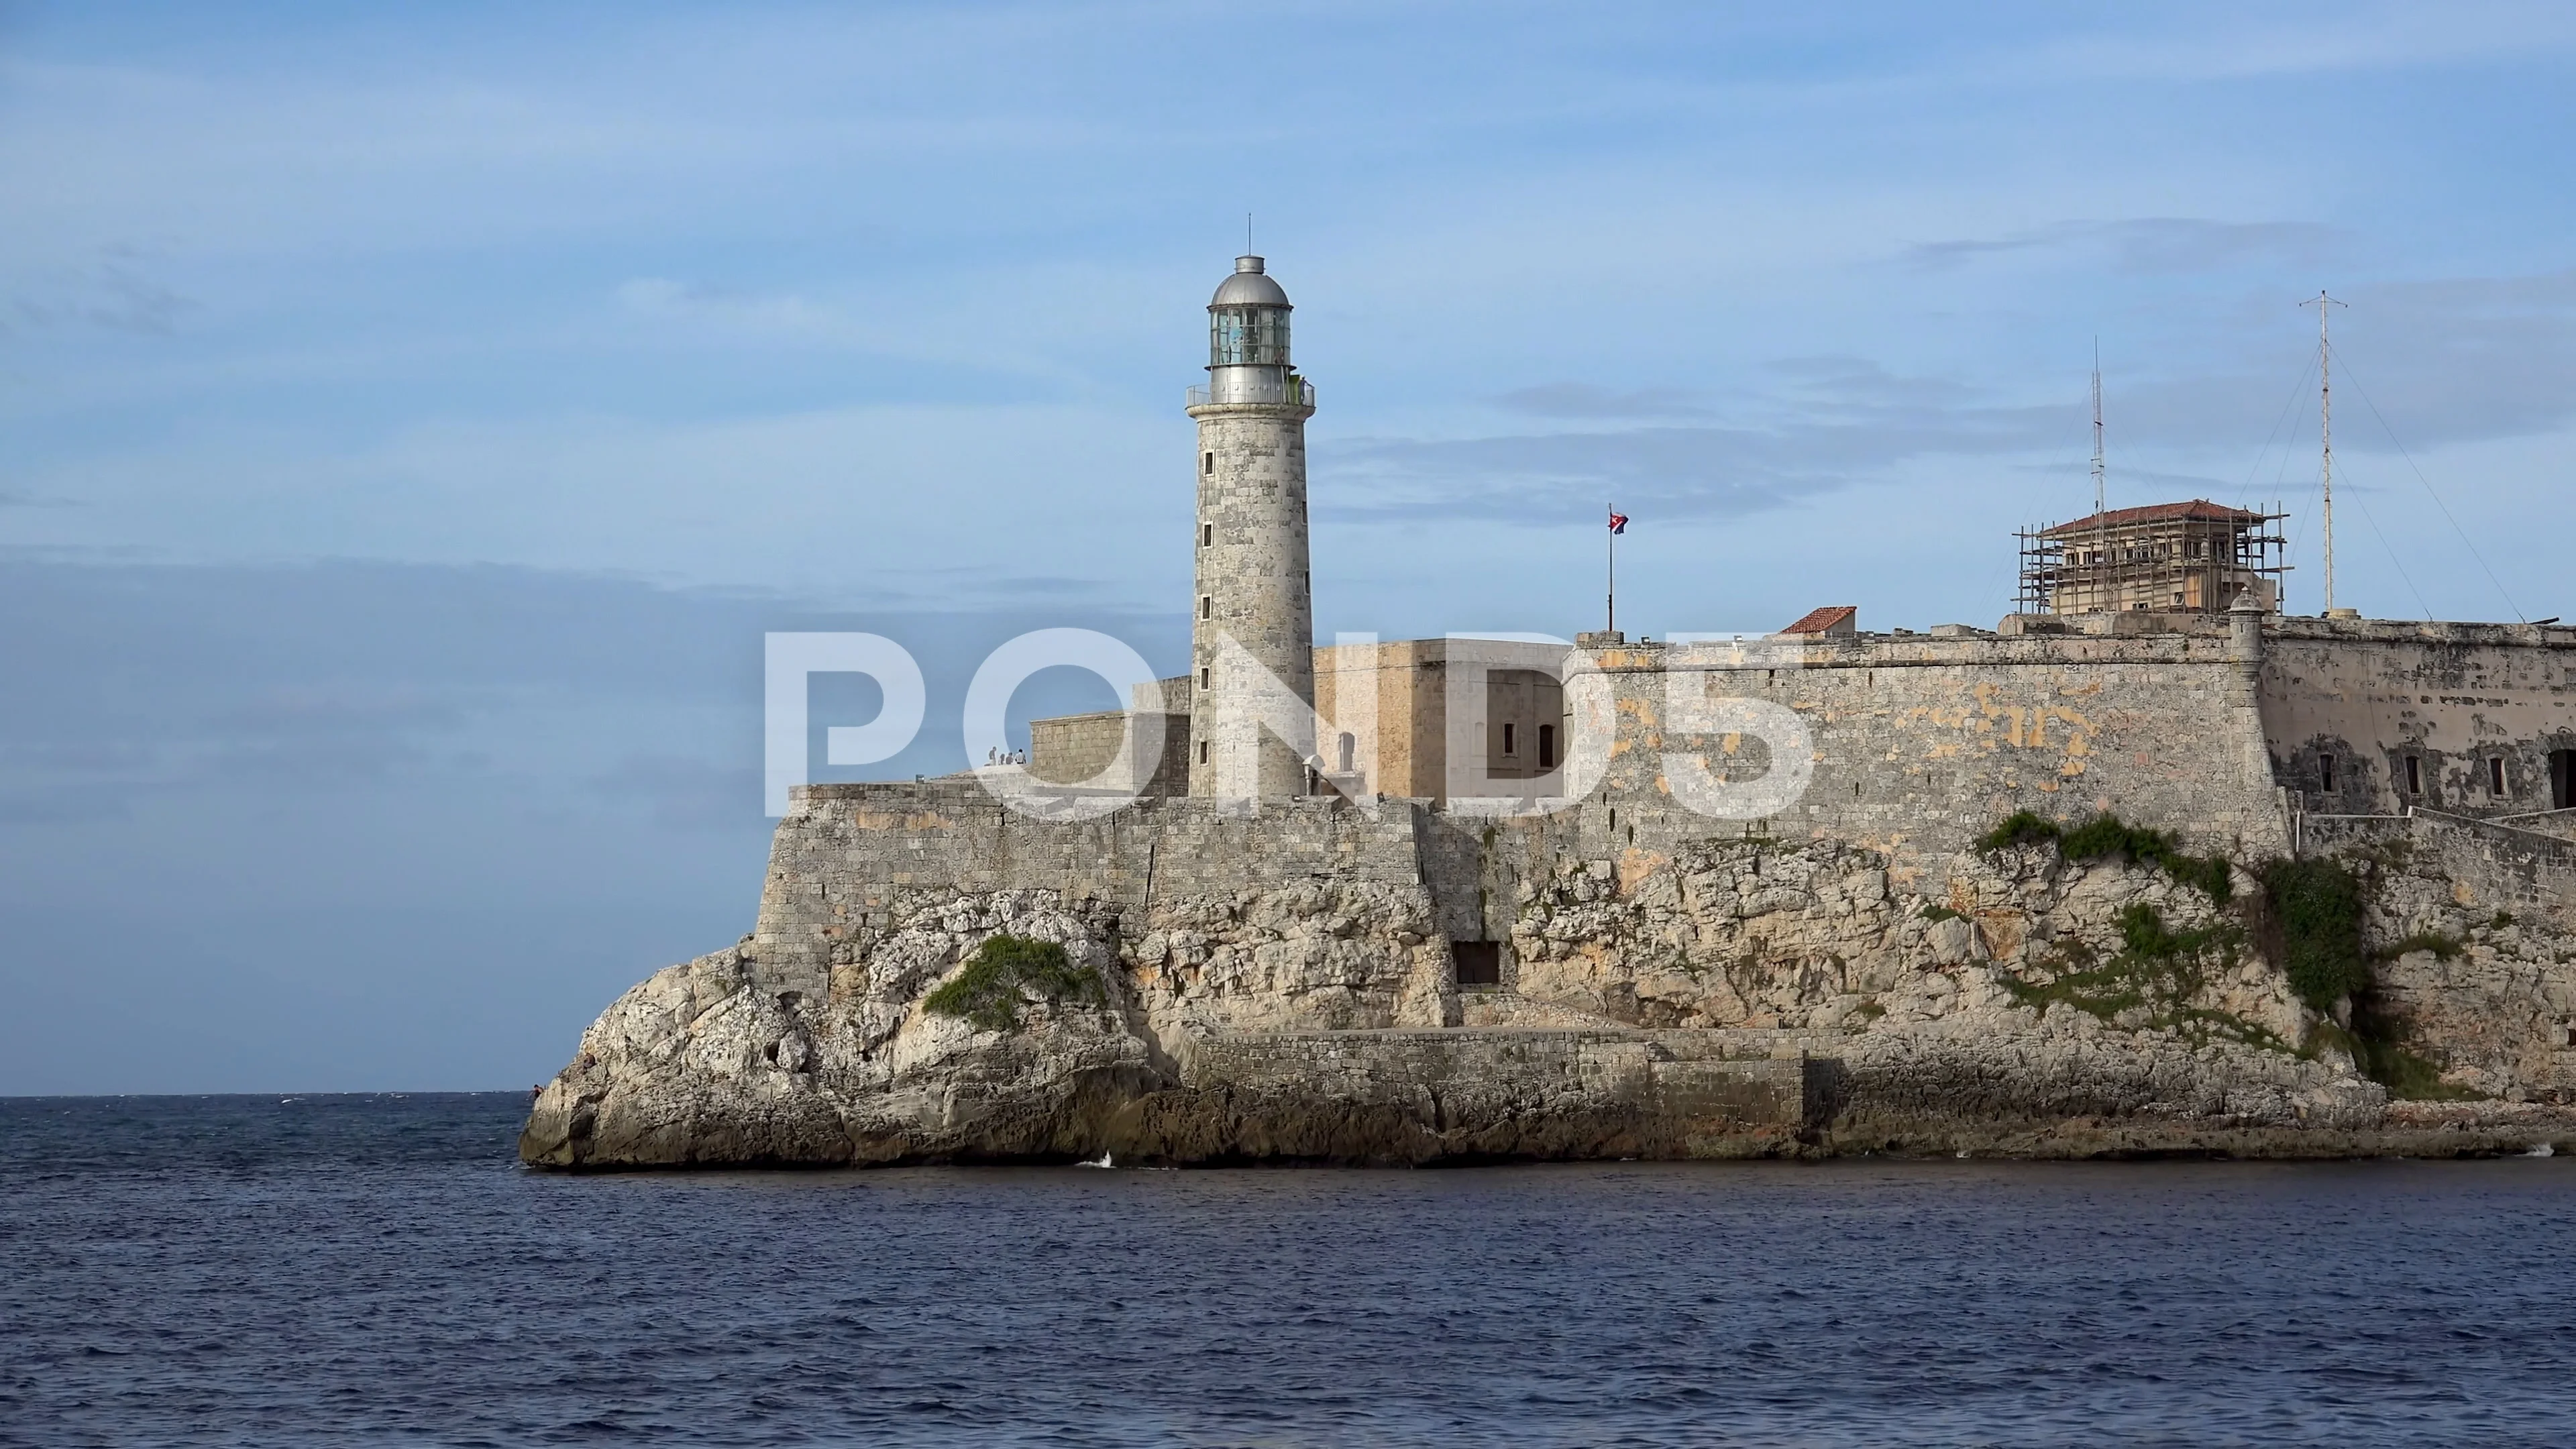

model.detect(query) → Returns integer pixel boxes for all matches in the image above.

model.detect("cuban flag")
[1607,509,1629,535]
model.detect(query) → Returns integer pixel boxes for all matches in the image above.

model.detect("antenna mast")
[2304,290,2347,614]
[2090,343,2108,611]
[2090,342,2105,519]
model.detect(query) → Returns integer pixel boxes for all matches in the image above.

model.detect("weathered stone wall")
[1026,708,1189,795]
[2261,617,2576,817]
[1554,633,2288,868]
[1114,621,2575,877]
[1124,631,2297,868]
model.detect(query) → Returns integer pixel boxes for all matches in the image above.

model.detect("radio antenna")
[2302,290,2347,613]
[2091,342,2107,610]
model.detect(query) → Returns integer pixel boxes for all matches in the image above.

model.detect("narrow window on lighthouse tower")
[1201,523,1212,547]
[1200,596,1212,619]
[1203,451,1214,476]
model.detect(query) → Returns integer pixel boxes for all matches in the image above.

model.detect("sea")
[5,1093,2575,1447]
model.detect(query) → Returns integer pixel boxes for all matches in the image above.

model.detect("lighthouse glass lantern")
[1210,300,1289,366]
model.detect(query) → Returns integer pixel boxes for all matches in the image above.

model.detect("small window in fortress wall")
[1452,941,1501,987]
[2319,754,2336,792]
[2490,757,2508,796]
[2553,750,2575,810]
[2406,756,2423,796]
[1538,723,1557,769]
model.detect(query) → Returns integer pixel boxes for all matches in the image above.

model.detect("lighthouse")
[1185,254,1317,798]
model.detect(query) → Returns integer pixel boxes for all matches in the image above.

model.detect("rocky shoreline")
[521,814,2576,1169]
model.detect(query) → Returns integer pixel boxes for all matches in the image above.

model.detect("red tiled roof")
[1780,605,1858,635]
[2039,498,2263,537]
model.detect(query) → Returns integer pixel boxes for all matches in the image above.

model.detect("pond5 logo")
[763,630,1813,822]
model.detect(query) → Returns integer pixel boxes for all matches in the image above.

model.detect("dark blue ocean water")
[4,1095,2575,1447]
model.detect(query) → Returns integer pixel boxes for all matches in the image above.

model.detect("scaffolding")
[2015,500,2289,618]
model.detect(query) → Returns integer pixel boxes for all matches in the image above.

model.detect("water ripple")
[6,1095,2576,1446]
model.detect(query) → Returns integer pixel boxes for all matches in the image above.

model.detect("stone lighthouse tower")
[1186,254,1316,798]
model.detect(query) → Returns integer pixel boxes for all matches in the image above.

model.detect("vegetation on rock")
[2373,930,2465,963]
[2000,902,2286,1053]
[2256,856,2475,1099]
[1976,811,2062,852]
[923,934,1105,1033]
[2324,1013,2479,1101]
[2259,858,2369,1009]
[1978,810,2233,903]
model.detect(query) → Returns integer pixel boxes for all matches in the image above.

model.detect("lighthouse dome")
[1210,256,1290,309]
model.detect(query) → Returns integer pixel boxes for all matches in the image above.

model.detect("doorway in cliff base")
[1452,941,1501,988]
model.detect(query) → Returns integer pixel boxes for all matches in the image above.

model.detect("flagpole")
[1606,503,1616,637]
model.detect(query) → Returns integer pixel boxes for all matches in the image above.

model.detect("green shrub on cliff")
[1978,810,2233,904]
[2259,858,2368,1010]
[2059,816,2234,904]
[923,934,1105,1033]
[2253,856,2476,1098]
[1977,811,2061,851]
[2373,930,2464,962]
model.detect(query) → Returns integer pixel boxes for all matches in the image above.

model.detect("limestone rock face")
[2349,843,2576,1100]
[1503,839,2378,1134]
[525,837,2486,1170]
[1125,879,1450,1043]
[521,893,1159,1169]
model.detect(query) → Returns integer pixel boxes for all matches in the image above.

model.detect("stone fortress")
[523,255,2576,1169]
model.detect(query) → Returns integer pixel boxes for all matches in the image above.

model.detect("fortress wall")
[757,628,2574,1009]
[1026,709,1121,782]
[2259,620,2576,817]
[749,785,1432,999]
[1568,633,2286,875]
[1026,708,1190,794]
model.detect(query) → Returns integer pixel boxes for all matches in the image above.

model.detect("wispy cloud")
[1327,358,2064,524]
[1902,218,2339,275]
[1496,384,1713,420]
[6,246,199,335]
[615,277,844,339]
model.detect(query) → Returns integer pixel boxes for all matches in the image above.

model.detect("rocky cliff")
[522,800,2576,1168]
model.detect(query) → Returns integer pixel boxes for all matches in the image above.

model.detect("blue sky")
[5,2,2573,1090]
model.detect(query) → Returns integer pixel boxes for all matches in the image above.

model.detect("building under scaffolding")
[2015,500,2288,617]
